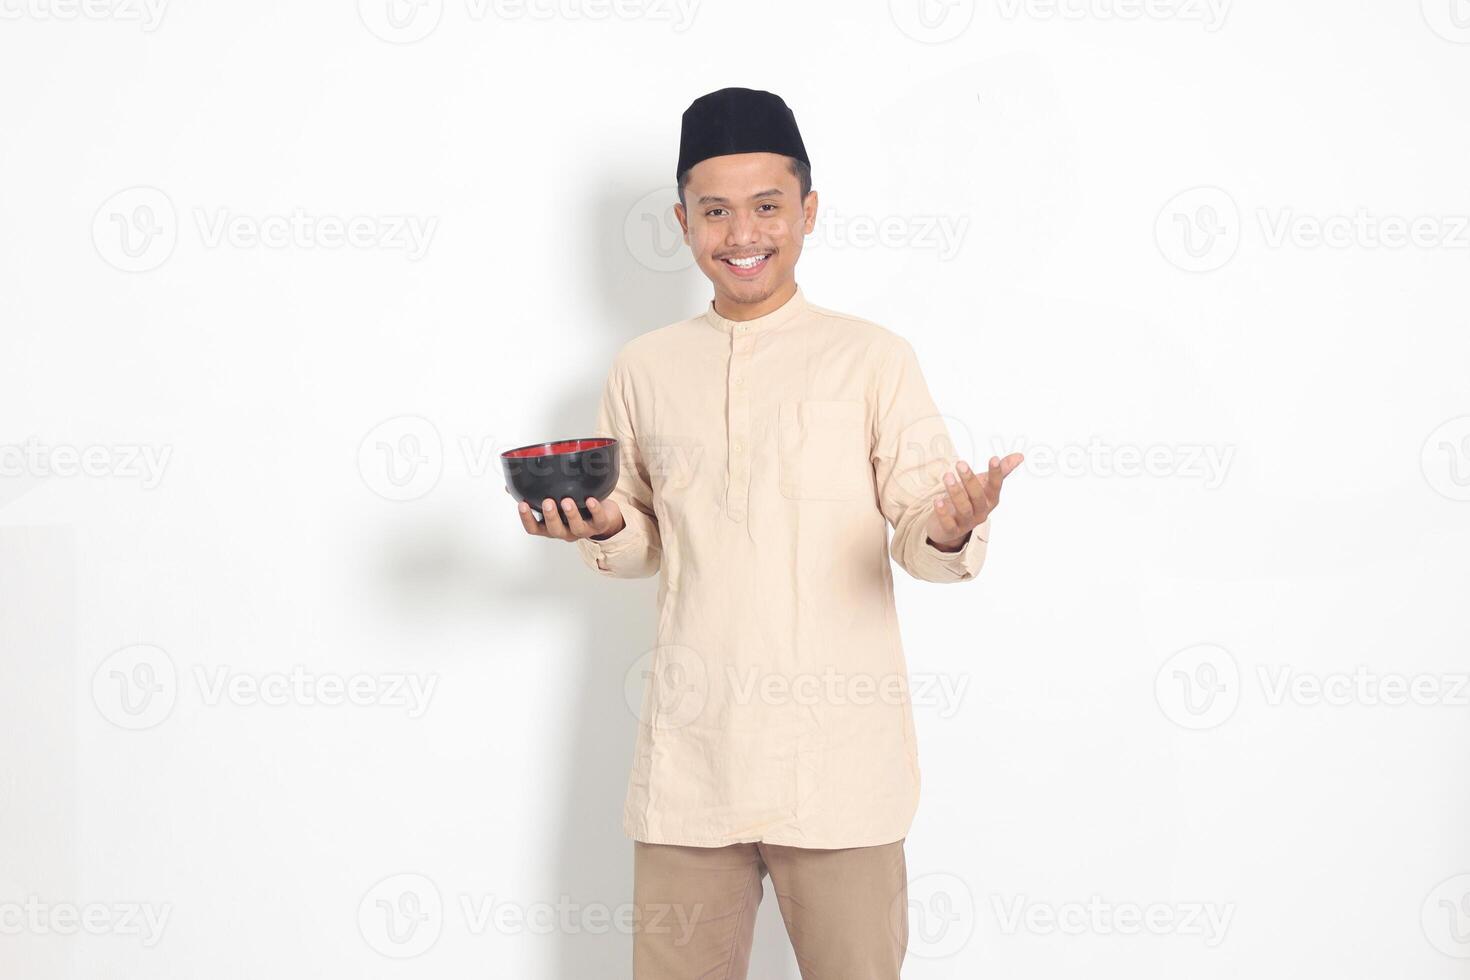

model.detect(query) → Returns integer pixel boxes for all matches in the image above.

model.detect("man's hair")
[677,156,812,208]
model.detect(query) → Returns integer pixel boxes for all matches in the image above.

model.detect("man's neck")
[711,279,798,322]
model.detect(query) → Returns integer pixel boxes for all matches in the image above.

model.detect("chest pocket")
[776,399,870,501]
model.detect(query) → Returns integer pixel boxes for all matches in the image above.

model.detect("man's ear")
[673,201,689,241]
[803,190,818,235]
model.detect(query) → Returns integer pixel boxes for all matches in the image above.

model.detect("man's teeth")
[726,254,769,268]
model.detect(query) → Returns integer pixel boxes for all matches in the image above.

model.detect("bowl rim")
[501,436,617,460]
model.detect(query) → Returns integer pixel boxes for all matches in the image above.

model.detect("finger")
[988,454,1005,497]
[517,500,547,536]
[956,460,990,521]
[541,497,570,539]
[986,456,1014,511]
[584,496,614,535]
[992,452,1023,484]
[957,459,987,502]
[559,496,592,538]
[943,466,976,523]
[931,492,962,537]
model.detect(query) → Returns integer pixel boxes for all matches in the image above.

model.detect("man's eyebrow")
[695,188,785,205]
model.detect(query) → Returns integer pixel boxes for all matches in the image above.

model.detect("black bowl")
[502,437,620,522]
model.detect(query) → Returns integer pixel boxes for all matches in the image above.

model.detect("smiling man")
[514,87,1022,978]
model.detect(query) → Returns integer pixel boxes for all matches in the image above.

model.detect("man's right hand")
[511,489,626,542]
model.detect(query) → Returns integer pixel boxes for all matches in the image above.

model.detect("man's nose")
[726,210,759,246]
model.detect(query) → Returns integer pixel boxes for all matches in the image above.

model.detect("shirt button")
[733,376,744,386]
[733,442,743,454]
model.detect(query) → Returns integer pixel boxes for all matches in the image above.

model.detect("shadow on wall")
[374,180,805,977]
[547,182,803,979]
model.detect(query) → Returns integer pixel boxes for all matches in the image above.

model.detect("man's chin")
[712,268,783,304]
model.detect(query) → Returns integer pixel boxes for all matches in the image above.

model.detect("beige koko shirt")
[576,284,989,849]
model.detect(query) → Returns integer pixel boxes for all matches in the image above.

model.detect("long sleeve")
[575,355,662,579]
[870,337,989,583]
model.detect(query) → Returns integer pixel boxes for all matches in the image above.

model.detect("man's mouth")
[720,251,773,277]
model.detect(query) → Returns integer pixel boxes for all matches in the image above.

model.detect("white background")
[3,0,1469,977]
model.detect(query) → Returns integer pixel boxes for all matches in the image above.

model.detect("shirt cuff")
[909,517,990,582]
[575,518,646,572]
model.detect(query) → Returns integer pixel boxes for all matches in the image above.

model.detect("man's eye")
[758,203,778,212]
[705,208,727,218]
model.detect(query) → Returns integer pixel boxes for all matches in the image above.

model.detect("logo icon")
[901,871,976,959]
[624,187,694,273]
[1155,643,1240,730]
[92,644,178,730]
[1155,186,1240,272]
[1422,874,1470,957]
[358,416,443,502]
[624,644,708,730]
[93,186,177,272]
[358,0,443,43]
[358,873,443,957]
[889,0,976,43]
[1422,0,1470,42]
[894,412,979,498]
[1421,416,1470,501]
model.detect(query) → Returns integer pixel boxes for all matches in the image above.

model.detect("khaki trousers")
[632,838,908,980]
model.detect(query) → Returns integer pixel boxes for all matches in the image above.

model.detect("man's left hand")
[925,453,1024,552]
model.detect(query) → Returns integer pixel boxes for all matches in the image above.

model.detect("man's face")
[675,152,817,311]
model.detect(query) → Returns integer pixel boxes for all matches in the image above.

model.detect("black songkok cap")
[676,87,809,181]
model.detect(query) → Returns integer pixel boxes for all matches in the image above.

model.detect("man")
[513,87,1022,979]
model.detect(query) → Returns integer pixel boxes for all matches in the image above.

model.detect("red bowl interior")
[501,437,615,459]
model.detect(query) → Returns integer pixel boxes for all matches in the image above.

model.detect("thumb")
[587,495,621,532]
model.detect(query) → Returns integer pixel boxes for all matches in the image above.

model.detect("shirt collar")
[702,284,808,335]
